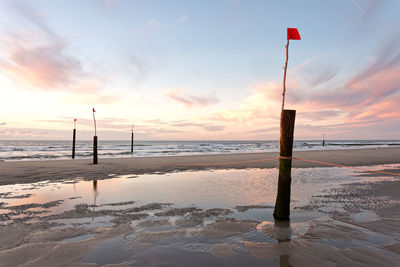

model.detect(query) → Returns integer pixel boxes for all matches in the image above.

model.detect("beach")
[1,147,400,185]
[0,147,399,266]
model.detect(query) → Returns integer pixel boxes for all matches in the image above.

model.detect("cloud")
[350,0,385,29]
[39,116,134,130]
[126,54,150,86]
[171,121,225,132]
[306,34,400,113]
[363,0,384,17]
[0,36,84,90]
[165,89,218,108]
[351,0,364,13]
[300,63,339,87]
[148,19,158,26]
[7,0,58,38]
[0,1,86,91]
[0,0,120,104]
[179,14,189,24]
[205,34,400,138]
[139,119,169,125]
[350,0,384,16]
[97,0,116,7]
[0,127,59,139]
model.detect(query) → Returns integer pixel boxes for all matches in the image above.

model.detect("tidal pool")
[0,164,399,266]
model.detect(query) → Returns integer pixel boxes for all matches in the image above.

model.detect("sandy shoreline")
[0,148,399,266]
[0,147,399,185]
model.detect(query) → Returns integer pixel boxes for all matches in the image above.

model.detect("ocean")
[0,140,399,161]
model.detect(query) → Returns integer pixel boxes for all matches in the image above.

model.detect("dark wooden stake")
[131,132,134,154]
[131,125,134,154]
[72,128,76,159]
[322,133,326,147]
[93,136,98,164]
[274,109,296,220]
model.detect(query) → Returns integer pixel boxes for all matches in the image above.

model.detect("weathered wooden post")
[93,135,98,164]
[322,133,326,147]
[131,125,134,154]
[273,28,301,220]
[273,109,296,220]
[72,119,76,159]
[92,108,98,164]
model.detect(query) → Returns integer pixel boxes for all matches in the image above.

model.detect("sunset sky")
[0,0,399,140]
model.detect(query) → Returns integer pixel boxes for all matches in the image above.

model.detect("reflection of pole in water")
[92,180,98,221]
[274,219,292,267]
[73,179,77,194]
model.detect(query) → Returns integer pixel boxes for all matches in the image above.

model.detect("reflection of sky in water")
[1,164,399,266]
[0,164,398,222]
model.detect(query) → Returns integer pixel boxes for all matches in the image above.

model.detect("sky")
[0,0,399,140]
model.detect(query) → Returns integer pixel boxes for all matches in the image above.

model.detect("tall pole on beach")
[92,108,98,164]
[281,39,289,112]
[322,133,326,147]
[131,125,134,154]
[72,119,77,159]
[274,28,301,221]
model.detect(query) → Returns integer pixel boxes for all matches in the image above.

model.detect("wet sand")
[0,147,399,185]
[0,148,399,266]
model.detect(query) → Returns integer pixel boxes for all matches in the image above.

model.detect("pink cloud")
[165,89,218,108]
[0,37,83,90]
[205,35,400,138]
[0,1,119,105]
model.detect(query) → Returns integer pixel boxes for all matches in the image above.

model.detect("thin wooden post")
[93,136,98,164]
[72,119,77,159]
[131,125,134,154]
[274,109,296,220]
[92,108,97,164]
[281,39,290,112]
[131,133,134,154]
[72,129,76,159]
[322,133,326,147]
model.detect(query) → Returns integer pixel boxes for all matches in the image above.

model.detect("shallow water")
[0,164,399,266]
[0,166,351,219]
[1,164,398,224]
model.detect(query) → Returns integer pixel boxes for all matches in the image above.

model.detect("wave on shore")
[0,140,399,161]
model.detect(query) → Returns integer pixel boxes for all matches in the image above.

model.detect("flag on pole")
[93,108,96,113]
[74,119,77,122]
[287,28,301,40]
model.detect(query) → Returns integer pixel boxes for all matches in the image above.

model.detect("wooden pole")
[281,39,290,112]
[92,110,97,137]
[72,119,77,159]
[322,133,326,147]
[93,135,98,164]
[92,108,97,164]
[131,125,134,154]
[274,109,296,220]
[72,129,76,159]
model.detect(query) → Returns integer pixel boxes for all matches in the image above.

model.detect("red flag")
[93,108,96,112]
[74,119,77,122]
[287,28,301,40]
